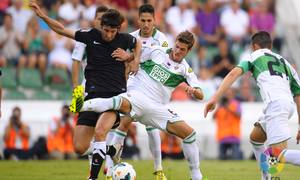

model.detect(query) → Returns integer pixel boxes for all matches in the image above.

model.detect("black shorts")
[77,111,120,128]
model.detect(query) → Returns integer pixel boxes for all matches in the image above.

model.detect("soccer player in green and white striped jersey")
[205,31,300,180]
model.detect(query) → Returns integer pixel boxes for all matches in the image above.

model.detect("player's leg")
[73,125,95,155]
[89,111,117,180]
[145,126,163,172]
[104,130,115,176]
[166,121,203,180]
[249,123,269,180]
[265,101,300,166]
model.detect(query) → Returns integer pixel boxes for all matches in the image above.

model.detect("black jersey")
[75,28,137,97]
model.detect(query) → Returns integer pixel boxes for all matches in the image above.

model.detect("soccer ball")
[112,162,136,180]
[268,156,278,166]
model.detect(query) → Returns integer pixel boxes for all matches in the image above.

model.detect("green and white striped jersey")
[237,48,300,104]
[127,46,201,104]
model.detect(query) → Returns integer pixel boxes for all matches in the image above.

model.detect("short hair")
[139,4,155,16]
[101,9,123,28]
[176,31,195,50]
[251,31,272,49]
[4,12,12,19]
[95,5,108,18]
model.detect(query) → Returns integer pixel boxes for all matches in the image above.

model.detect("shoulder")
[129,30,140,38]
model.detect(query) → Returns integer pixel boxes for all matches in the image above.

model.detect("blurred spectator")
[213,88,243,160]
[82,0,97,22]
[220,0,249,48]
[165,0,196,39]
[48,23,74,71]
[198,67,218,100]
[58,0,85,30]
[237,74,257,102]
[7,0,33,33]
[23,16,49,77]
[171,83,191,101]
[160,131,184,159]
[0,13,26,67]
[194,45,211,71]
[211,38,236,78]
[250,0,281,51]
[0,0,10,25]
[195,0,221,46]
[122,123,140,159]
[3,106,31,160]
[47,105,76,160]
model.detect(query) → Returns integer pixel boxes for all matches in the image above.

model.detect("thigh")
[250,123,267,143]
[265,101,293,145]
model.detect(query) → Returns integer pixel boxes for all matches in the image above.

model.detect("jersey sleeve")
[75,29,93,44]
[184,62,202,89]
[237,59,251,74]
[72,41,87,61]
[124,33,137,50]
[288,64,300,96]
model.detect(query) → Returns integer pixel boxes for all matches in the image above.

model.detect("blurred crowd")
[0,0,281,101]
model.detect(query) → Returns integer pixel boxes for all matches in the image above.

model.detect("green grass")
[0,160,298,180]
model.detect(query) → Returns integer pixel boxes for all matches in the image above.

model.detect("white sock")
[182,131,202,180]
[105,131,115,173]
[81,96,122,112]
[146,127,162,171]
[93,141,106,157]
[112,129,127,145]
[281,149,300,165]
[251,141,270,180]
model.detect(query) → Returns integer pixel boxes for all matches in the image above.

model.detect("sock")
[82,96,122,112]
[250,141,269,180]
[105,131,115,175]
[182,131,202,180]
[281,149,300,165]
[146,127,162,171]
[112,129,127,145]
[89,141,106,180]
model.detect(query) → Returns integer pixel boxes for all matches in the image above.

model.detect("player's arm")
[129,39,142,75]
[204,67,243,117]
[29,0,75,39]
[71,42,86,88]
[184,64,204,100]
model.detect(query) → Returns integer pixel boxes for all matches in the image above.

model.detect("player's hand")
[185,86,195,96]
[112,48,131,61]
[29,0,45,18]
[128,60,139,75]
[297,130,300,144]
[204,97,217,118]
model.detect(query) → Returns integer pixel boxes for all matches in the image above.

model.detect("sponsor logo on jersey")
[149,65,170,84]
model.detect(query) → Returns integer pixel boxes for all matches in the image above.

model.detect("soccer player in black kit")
[30,1,141,179]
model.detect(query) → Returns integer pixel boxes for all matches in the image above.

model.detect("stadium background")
[0,0,300,178]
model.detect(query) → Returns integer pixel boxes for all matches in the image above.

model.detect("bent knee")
[183,130,196,144]
[73,142,89,155]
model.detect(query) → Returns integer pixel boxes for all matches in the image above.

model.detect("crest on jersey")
[162,41,168,47]
[188,68,193,73]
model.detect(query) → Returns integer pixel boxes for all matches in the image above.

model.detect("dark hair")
[4,12,12,19]
[251,31,272,49]
[139,4,155,16]
[101,9,123,28]
[176,30,195,49]
[95,5,108,18]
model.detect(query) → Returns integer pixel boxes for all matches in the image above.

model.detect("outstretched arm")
[204,67,243,117]
[29,0,75,39]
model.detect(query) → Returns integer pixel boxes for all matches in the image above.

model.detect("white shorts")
[257,100,294,145]
[119,90,182,131]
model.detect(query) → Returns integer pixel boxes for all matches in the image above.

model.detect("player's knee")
[119,97,131,114]
[183,130,196,144]
[73,142,88,155]
[94,127,107,140]
[250,127,266,143]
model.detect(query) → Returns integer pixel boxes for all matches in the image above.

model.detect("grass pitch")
[0,160,298,180]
